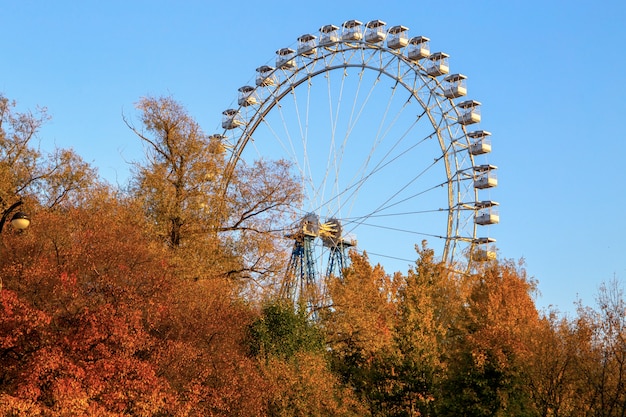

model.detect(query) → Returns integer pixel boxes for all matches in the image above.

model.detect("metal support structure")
[326,243,350,279]
[282,234,317,308]
[280,214,360,316]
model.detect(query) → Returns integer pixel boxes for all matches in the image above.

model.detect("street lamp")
[0,199,29,292]
[0,200,31,234]
[0,198,30,291]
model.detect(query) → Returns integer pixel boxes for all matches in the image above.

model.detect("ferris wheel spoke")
[330,122,441,208]
[340,178,449,238]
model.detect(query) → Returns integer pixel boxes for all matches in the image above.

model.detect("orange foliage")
[324,251,400,361]
[0,194,270,415]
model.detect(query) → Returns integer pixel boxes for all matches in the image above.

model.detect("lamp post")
[0,199,30,234]
[0,199,30,292]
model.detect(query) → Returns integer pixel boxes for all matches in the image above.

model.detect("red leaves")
[0,289,50,351]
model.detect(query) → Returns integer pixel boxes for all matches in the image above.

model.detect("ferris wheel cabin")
[364,19,387,43]
[342,19,364,41]
[297,33,317,55]
[237,86,258,107]
[276,48,296,70]
[474,164,498,189]
[458,100,482,125]
[407,36,431,61]
[222,109,243,130]
[443,74,468,99]
[475,201,500,225]
[208,134,227,154]
[255,65,276,87]
[472,237,497,261]
[426,52,450,76]
[319,24,339,45]
[387,25,410,49]
[468,130,492,155]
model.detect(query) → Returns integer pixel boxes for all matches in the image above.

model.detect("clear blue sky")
[3,0,625,315]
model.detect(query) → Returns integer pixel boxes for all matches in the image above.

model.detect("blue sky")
[3,1,625,315]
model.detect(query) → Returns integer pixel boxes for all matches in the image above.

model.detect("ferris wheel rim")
[217,20,494,274]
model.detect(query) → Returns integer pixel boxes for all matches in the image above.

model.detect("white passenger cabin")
[458,100,481,125]
[426,52,450,76]
[297,33,317,56]
[475,201,499,225]
[474,164,498,189]
[407,36,430,61]
[468,130,492,155]
[365,20,387,43]
[222,109,243,130]
[276,48,296,69]
[387,25,409,49]
[255,65,276,87]
[342,20,363,41]
[319,24,339,46]
[443,74,467,99]
[237,86,258,107]
[472,237,497,261]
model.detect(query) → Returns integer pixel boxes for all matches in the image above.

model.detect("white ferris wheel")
[216,19,498,305]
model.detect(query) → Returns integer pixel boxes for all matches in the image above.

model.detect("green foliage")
[391,242,457,416]
[246,302,368,416]
[247,301,324,360]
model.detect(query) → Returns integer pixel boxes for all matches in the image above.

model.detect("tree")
[1,185,285,416]
[574,279,626,417]
[389,242,464,416]
[248,301,324,361]
[0,188,195,415]
[525,311,581,417]
[0,94,97,211]
[0,94,50,204]
[323,252,399,362]
[125,95,223,249]
[440,259,540,417]
[247,301,366,416]
[321,251,400,415]
[126,95,302,291]
[260,351,367,417]
[219,157,302,284]
[153,278,270,417]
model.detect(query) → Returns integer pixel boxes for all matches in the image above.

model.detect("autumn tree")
[321,251,400,414]
[0,192,177,415]
[525,311,582,417]
[219,157,302,283]
[573,279,626,417]
[153,277,270,416]
[124,95,223,249]
[126,95,301,291]
[248,301,367,416]
[0,94,50,204]
[439,259,540,416]
[387,242,465,416]
[1,188,273,416]
[0,94,97,212]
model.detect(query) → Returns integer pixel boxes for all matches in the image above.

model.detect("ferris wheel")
[216,19,498,306]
